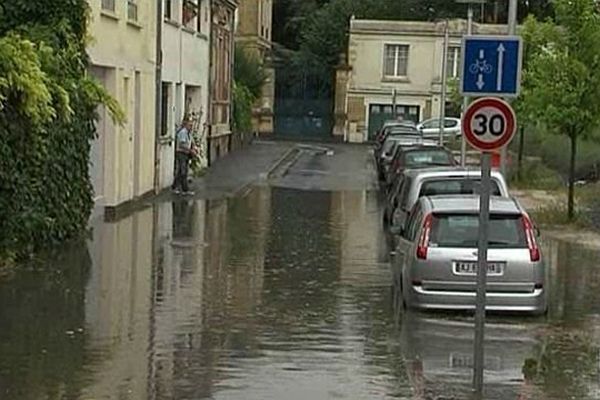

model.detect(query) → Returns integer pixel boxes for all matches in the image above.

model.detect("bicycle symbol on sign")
[469,60,493,75]
[469,50,494,89]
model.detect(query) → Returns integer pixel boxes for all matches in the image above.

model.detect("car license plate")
[450,353,501,370]
[453,261,504,276]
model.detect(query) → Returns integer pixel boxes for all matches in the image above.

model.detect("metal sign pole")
[439,19,450,146]
[461,5,473,167]
[473,151,492,395]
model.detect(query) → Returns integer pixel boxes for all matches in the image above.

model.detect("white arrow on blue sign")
[460,35,523,98]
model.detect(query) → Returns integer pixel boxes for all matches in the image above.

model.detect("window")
[399,177,413,211]
[164,0,172,19]
[127,0,138,21]
[183,0,199,29]
[419,179,502,198]
[444,118,459,128]
[447,46,461,78]
[161,83,170,136]
[430,214,526,249]
[405,209,424,241]
[101,0,115,12]
[403,150,454,168]
[384,44,409,78]
[197,1,202,32]
[422,119,438,129]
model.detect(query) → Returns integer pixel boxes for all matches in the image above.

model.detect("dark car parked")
[382,145,456,190]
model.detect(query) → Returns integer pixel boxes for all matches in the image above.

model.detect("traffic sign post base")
[473,152,491,395]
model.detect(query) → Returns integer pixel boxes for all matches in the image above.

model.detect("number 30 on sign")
[462,97,517,152]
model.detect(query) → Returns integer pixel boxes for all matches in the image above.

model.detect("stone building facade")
[208,0,238,163]
[336,18,505,143]
[235,0,275,136]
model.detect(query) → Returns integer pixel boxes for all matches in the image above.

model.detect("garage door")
[368,104,420,140]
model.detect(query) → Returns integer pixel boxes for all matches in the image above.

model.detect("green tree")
[521,0,600,219]
[0,1,122,262]
[514,16,561,181]
[234,45,267,99]
[232,44,267,133]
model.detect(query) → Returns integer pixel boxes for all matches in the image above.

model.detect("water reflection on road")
[1,187,600,399]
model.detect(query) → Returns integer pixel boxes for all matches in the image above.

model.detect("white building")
[336,18,506,143]
[157,0,212,190]
[87,0,158,216]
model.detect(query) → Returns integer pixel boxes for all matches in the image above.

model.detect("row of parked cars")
[375,119,547,315]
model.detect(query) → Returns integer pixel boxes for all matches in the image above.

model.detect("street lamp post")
[501,0,518,175]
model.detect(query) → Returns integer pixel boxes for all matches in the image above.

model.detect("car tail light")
[416,214,433,260]
[522,214,541,262]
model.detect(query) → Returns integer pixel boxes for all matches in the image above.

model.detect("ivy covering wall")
[0,1,121,262]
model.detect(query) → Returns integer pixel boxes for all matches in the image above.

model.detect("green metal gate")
[368,104,421,140]
[274,61,333,138]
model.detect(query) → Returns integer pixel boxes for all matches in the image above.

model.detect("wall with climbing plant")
[0,1,123,263]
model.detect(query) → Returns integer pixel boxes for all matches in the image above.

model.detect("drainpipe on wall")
[207,0,214,166]
[154,0,163,193]
[229,1,237,150]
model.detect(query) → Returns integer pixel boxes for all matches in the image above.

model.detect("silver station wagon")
[386,167,510,234]
[392,195,546,314]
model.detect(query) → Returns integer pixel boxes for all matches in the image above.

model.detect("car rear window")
[389,128,420,136]
[419,179,502,197]
[430,214,526,249]
[382,140,397,155]
[404,151,454,167]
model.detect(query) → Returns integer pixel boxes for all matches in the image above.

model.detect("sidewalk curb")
[230,146,298,198]
[264,146,299,179]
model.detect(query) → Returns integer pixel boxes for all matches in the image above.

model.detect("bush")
[0,1,121,261]
[510,156,564,190]
[232,82,254,134]
[512,126,600,184]
[234,44,267,100]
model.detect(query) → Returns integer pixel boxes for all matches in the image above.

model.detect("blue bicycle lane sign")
[460,36,523,98]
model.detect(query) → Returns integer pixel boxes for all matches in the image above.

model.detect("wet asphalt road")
[2,144,600,400]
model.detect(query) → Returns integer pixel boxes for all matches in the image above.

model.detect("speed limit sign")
[462,97,517,152]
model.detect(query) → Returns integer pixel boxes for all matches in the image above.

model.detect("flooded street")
[2,147,600,399]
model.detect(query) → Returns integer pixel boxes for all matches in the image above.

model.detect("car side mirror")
[390,225,403,236]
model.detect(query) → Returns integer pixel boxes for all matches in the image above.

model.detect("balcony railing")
[101,0,115,12]
[127,0,138,21]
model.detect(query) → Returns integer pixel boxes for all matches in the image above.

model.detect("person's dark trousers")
[173,152,190,192]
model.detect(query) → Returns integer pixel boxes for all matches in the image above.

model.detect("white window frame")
[127,0,138,21]
[183,0,200,30]
[383,44,410,79]
[101,0,116,12]
[447,46,461,78]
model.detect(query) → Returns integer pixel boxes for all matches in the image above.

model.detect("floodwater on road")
[1,186,600,400]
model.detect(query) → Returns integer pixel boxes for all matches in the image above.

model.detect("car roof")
[384,120,416,126]
[423,195,522,214]
[388,127,419,134]
[400,145,450,153]
[385,135,422,144]
[401,166,504,180]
